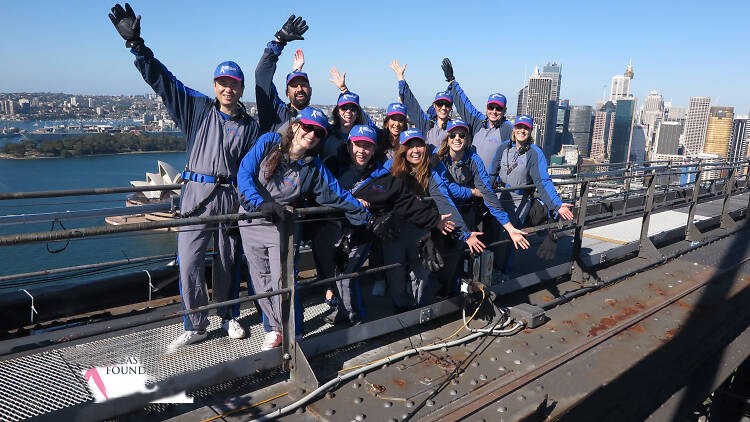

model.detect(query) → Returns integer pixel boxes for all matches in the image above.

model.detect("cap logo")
[311,110,324,119]
[220,65,237,74]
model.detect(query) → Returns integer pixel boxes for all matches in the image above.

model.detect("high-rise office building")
[541,62,562,102]
[610,98,637,163]
[527,67,556,157]
[569,105,593,157]
[70,97,78,107]
[704,106,734,157]
[640,91,664,126]
[88,98,94,108]
[517,85,528,116]
[554,99,571,155]
[630,124,647,162]
[653,121,682,155]
[590,101,616,159]
[7,99,15,115]
[610,61,634,102]
[664,104,687,122]
[683,96,711,156]
[728,116,749,162]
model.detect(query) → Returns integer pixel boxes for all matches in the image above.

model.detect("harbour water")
[0,151,187,279]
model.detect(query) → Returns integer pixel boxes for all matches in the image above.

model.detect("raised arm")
[110,3,210,147]
[391,60,430,133]
[329,67,376,128]
[442,58,486,133]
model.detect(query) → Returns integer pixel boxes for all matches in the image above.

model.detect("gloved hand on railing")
[367,213,398,240]
[258,201,289,224]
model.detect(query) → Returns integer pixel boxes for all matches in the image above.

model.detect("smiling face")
[213,77,244,111]
[486,103,506,122]
[404,139,426,166]
[348,140,375,167]
[286,78,312,110]
[513,124,530,143]
[447,128,468,153]
[386,114,407,138]
[291,121,324,152]
[433,100,452,120]
[337,104,359,128]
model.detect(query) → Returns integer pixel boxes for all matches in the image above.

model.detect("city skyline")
[1,1,749,115]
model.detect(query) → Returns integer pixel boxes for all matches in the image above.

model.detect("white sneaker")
[371,279,386,296]
[222,319,246,339]
[167,330,207,353]
[261,331,282,351]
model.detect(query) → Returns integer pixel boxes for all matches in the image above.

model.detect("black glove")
[275,15,308,44]
[258,201,289,224]
[335,227,354,271]
[464,288,497,322]
[536,230,558,261]
[441,58,455,83]
[367,213,398,240]
[418,233,444,272]
[109,3,143,48]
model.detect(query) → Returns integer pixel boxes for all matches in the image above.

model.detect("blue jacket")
[255,41,295,134]
[433,147,510,225]
[238,132,370,226]
[398,80,448,149]
[383,159,471,240]
[490,140,563,212]
[447,80,513,170]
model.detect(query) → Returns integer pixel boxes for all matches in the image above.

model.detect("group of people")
[108,4,573,353]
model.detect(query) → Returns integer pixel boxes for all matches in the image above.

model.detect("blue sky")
[1,0,749,114]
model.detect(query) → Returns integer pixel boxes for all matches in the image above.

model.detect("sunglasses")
[300,123,326,139]
[434,101,452,109]
[487,104,505,111]
[340,104,359,112]
[448,132,466,139]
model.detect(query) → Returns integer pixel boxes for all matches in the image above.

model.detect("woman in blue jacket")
[237,107,371,351]
[384,129,484,311]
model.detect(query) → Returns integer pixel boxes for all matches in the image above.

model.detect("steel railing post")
[719,166,737,230]
[638,172,662,261]
[570,181,594,284]
[685,160,703,242]
[622,162,633,216]
[279,212,296,372]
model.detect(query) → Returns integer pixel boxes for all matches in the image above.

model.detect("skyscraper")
[541,62,562,102]
[728,116,749,162]
[527,67,557,157]
[569,105,593,157]
[590,101,616,159]
[704,106,734,157]
[610,98,637,163]
[517,85,528,116]
[683,96,711,156]
[610,61,634,103]
[654,121,682,155]
[554,99,571,154]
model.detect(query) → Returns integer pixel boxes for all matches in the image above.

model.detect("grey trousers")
[177,183,240,332]
[239,221,284,332]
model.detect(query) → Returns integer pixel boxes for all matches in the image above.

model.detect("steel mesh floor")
[0,299,332,421]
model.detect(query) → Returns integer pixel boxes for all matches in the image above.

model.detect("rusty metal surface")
[297,227,750,422]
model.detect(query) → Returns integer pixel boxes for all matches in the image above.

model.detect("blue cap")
[297,107,329,136]
[447,118,469,132]
[487,93,507,107]
[433,91,453,104]
[213,61,244,82]
[286,71,309,85]
[514,114,533,129]
[399,128,424,145]
[386,103,407,117]
[337,92,360,107]
[348,125,377,144]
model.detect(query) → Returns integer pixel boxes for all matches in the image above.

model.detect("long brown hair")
[377,115,405,158]
[434,129,473,161]
[263,123,295,180]
[390,140,431,196]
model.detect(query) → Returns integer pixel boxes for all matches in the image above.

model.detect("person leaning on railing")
[236,108,390,350]
[488,115,575,275]
[108,3,259,352]
[319,125,456,325]
[383,129,484,312]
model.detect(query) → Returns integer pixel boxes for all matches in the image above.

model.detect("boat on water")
[0,158,749,421]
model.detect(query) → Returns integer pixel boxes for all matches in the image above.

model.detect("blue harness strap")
[181,171,237,186]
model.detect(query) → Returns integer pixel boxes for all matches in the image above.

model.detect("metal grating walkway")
[0,300,332,421]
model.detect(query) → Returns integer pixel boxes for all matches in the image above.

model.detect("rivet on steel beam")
[537,335,544,340]
[354,397,363,404]
[384,402,393,408]
[546,345,553,350]
[566,370,573,376]
[398,364,406,371]
[450,389,458,395]
[426,400,435,407]
[406,401,415,408]
[441,346,448,352]
[513,360,522,365]
[389,419,398,422]
[401,414,409,420]
[497,406,507,413]
[283,353,291,360]
[536,385,544,391]
[451,379,459,385]
[479,374,487,381]
[505,349,513,354]
[353,383,361,389]
[498,366,507,371]
[530,352,537,356]
[490,357,497,362]
[358,373,365,379]
[355,414,365,421]
[325,409,335,416]
[470,379,478,386]
[471,362,479,367]
[521,341,529,346]
[518,394,526,401]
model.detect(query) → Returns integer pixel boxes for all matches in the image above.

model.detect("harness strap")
[181,171,237,186]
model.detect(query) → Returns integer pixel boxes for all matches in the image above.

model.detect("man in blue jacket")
[109,3,260,351]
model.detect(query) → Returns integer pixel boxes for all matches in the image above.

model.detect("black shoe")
[323,308,339,325]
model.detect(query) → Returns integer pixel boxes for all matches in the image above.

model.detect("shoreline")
[0,150,186,160]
